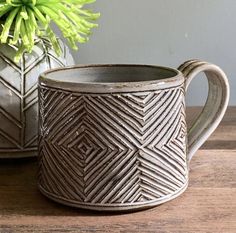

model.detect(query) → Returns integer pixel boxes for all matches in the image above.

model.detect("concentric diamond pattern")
[38,84,188,206]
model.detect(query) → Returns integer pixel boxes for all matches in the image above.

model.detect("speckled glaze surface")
[38,60,229,211]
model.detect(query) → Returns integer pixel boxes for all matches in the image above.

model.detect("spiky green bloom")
[0,0,100,62]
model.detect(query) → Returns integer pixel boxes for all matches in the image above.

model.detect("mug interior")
[45,65,179,83]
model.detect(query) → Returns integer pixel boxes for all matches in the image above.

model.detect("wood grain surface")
[0,107,235,233]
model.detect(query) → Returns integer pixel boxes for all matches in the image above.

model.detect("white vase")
[0,38,74,158]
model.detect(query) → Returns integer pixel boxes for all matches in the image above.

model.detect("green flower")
[0,0,100,62]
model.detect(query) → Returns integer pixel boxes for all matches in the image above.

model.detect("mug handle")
[178,59,230,163]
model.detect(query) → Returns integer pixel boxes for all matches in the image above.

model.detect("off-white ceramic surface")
[0,38,74,158]
[38,60,229,211]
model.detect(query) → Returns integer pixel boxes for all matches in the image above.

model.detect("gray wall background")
[70,0,235,106]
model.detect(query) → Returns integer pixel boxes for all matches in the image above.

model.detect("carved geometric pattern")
[0,38,74,157]
[38,84,188,207]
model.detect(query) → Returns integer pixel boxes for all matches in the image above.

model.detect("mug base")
[38,181,189,212]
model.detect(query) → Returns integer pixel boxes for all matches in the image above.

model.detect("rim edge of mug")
[39,64,185,93]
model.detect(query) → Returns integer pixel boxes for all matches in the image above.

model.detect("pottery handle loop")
[178,60,230,163]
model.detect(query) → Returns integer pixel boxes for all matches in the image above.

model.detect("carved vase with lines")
[0,38,74,158]
[38,63,229,211]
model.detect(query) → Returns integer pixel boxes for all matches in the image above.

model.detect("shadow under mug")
[38,60,229,211]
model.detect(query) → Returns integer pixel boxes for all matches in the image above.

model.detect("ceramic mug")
[38,60,229,211]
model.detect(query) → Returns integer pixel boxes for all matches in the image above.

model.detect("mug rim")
[39,64,184,93]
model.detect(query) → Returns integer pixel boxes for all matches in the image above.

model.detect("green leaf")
[0,0,100,61]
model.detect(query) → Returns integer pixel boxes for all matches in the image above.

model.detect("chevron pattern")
[0,38,74,158]
[38,84,188,208]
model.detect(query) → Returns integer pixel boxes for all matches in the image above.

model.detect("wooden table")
[0,107,235,233]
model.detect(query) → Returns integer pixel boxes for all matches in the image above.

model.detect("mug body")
[38,64,188,211]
